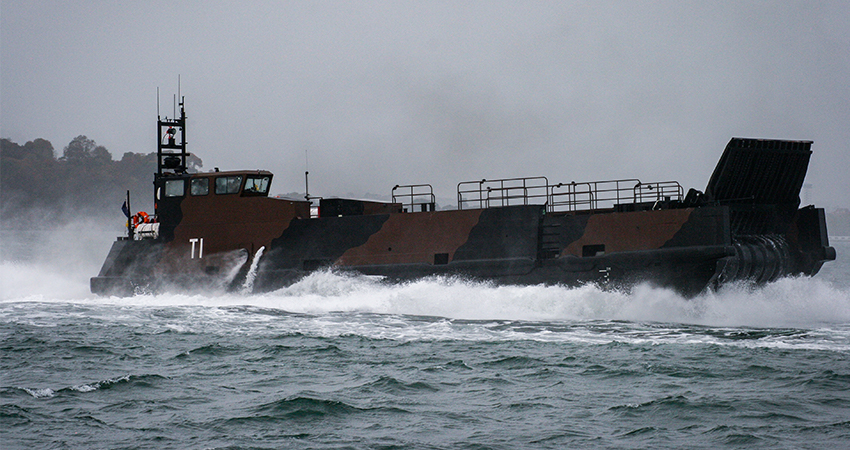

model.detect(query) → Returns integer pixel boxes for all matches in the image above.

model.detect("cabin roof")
[191,170,273,178]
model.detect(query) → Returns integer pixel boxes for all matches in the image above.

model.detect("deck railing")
[456,176,683,213]
[633,181,685,204]
[392,184,437,212]
[457,177,550,210]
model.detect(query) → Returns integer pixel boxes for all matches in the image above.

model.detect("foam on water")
[260,270,850,327]
[3,258,849,329]
[2,232,848,331]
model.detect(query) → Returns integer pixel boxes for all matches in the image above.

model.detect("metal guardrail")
[457,177,550,210]
[633,181,684,204]
[392,184,437,212]
[549,179,639,212]
[457,176,683,212]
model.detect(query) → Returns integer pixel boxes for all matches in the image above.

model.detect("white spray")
[240,246,265,294]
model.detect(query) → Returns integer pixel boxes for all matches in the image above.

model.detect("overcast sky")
[2,1,848,207]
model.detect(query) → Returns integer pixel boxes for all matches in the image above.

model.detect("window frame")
[190,178,210,196]
[163,179,186,198]
[215,175,243,195]
[242,175,271,196]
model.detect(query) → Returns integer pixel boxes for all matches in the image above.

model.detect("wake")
[3,260,849,328]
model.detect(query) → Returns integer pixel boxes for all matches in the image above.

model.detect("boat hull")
[92,203,834,297]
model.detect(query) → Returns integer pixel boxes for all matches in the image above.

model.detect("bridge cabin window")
[215,176,242,195]
[164,179,185,197]
[190,178,209,196]
[243,176,270,196]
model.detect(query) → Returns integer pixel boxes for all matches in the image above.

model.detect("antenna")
[156,87,160,119]
[305,148,310,201]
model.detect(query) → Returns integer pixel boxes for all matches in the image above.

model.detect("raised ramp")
[705,138,812,206]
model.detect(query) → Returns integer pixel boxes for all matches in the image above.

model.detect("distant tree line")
[1,136,201,227]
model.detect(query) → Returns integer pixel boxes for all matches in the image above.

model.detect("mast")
[157,98,188,177]
[155,98,188,217]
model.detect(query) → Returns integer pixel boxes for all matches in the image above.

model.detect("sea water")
[1,224,848,449]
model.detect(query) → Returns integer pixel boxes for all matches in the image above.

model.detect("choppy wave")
[5,374,165,399]
[2,284,848,449]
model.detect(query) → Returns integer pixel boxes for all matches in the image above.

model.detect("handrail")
[456,176,683,213]
[458,176,549,210]
[550,179,642,212]
[633,181,684,204]
[392,184,436,212]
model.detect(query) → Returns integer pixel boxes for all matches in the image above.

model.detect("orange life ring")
[132,211,149,227]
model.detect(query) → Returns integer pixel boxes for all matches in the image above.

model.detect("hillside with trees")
[1,136,201,228]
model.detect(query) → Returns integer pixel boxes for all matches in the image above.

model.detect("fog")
[2,1,848,207]
[0,212,121,299]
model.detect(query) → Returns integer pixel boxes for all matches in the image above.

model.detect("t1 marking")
[189,238,204,259]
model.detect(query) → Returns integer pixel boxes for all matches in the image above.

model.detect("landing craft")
[91,99,836,297]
